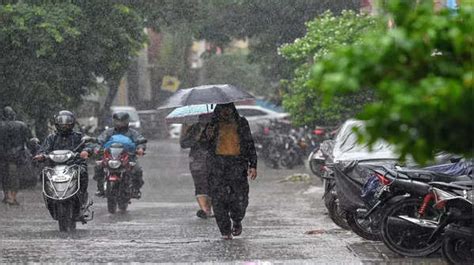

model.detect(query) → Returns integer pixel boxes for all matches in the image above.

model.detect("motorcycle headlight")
[54,182,69,192]
[108,160,122,169]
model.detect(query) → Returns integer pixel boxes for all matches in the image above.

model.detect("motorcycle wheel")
[345,210,381,241]
[280,152,296,169]
[309,159,324,179]
[325,192,350,230]
[107,196,117,214]
[118,199,129,212]
[381,198,442,257]
[442,236,473,265]
[265,146,280,169]
[58,202,76,232]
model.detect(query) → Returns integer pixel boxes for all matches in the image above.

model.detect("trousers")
[209,156,249,235]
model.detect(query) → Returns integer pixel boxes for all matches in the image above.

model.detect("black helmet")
[112,112,130,130]
[3,106,16,121]
[54,110,75,135]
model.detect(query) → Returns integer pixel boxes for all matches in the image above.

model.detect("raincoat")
[0,119,32,192]
[205,105,257,236]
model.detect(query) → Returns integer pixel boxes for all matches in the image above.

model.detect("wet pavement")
[0,140,446,264]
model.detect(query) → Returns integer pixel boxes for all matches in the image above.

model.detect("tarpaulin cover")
[333,161,397,212]
[422,160,473,176]
[332,120,399,162]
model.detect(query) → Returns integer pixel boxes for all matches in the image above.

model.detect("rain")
[0,0,472,264]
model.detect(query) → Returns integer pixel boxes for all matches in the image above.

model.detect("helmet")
[112,112,130,130]
[54,110,75,134]
[3,106,16,121]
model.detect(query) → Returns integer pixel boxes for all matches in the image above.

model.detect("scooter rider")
[94,112,146,198]
[34,110,92,206]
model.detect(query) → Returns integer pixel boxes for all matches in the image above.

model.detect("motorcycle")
[254,123,280,169]
[40,136,94,232]
[331,159,472,242]
[432,181,473,265]
[279,132,302,169]
[375,166,472,258]
[98,139,147,214]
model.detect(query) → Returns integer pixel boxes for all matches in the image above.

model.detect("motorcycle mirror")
[29,137,40,145]
[136,139,147,145]
[81,136,97,143]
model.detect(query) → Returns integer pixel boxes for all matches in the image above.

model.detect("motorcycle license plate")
[109,175,119,181]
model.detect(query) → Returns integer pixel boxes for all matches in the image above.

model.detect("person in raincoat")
[180,114,213,219]
[94,112,147,198]
[204,103,257,239]
[1,107,32,205]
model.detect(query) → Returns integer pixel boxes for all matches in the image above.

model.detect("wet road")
[0,140,446,264]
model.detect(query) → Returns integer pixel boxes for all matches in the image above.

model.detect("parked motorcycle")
[279,132,303,169]
[374,166,472,258]
[40,136,94,232]
[98,139,147,214]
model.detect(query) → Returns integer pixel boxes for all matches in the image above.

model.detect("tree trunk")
[127,58,140,108]
[98,78,120,128]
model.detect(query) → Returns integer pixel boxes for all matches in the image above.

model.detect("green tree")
[280,10,381,126]
[0,1,145,137]
[308,0,473,162]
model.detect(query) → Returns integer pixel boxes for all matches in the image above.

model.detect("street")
[0,140,446,264]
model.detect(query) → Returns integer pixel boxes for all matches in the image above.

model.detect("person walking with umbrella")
[204,103,257,240]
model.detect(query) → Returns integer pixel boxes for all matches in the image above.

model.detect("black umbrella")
[158,84,254,110]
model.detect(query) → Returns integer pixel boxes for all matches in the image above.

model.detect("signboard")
[161,76,180,92]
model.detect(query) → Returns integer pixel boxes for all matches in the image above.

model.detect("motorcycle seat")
[398,169,469,183]
[429,180,473,191]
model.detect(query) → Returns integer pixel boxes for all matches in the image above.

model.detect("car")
[235,105,289,134]
[168,123,183,139]
[110,106,141,130]
[170,104,289,140]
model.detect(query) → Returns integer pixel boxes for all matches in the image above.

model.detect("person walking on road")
[205,103,257,240]
[0,106,32,205]
[180,114,213,219]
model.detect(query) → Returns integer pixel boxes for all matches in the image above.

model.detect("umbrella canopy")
[158,84,254,110]
[165,104,214,124]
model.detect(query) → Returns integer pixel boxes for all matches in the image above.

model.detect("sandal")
[196,210,208,219]
[232,222,242,236]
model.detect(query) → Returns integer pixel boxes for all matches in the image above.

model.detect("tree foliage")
[280,11,381,126]
[0,1,145,137]
[308,0,473,162]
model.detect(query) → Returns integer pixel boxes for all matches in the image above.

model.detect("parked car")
[236,105,290,134]
[168,123,182,139]
[110,106,141,130]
